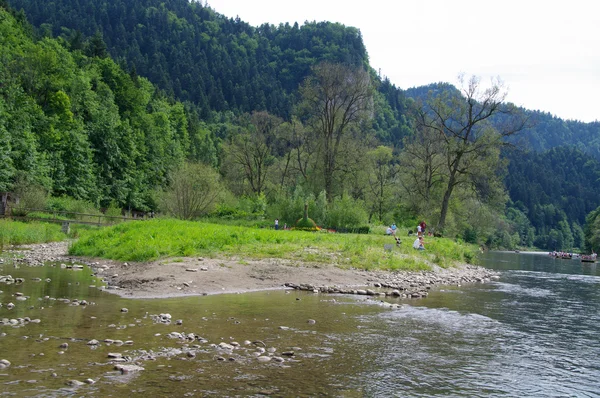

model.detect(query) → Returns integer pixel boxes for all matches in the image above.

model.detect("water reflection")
[1,253,600,396]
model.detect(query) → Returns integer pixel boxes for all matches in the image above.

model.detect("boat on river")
[580,254,597,263]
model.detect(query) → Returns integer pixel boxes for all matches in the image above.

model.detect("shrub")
[326,195,368,230]
[295,216,319,231]
[269,188,327,227]
[463,227,478,244]
[158,162,225,220]
[11,179,48,216]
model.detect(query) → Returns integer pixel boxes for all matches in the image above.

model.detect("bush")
[268,188,328,227]
[11,179,48,216]
[326,195,368,230]
[158,162,225,220]
[211,204,250,219]
[463,227,478,244]
[295,216,319,231]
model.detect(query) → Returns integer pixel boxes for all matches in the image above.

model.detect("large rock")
[114,364,145,373]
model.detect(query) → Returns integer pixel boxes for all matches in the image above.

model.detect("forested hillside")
[2,0,599,252]
[406,84,600,158]
[6,0,411,145]
[0,5,193,209]
[504,147,600,250]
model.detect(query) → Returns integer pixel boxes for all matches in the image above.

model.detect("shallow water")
[1,252,599,396]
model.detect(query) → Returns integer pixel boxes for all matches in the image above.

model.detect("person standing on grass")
[275,218,279,230]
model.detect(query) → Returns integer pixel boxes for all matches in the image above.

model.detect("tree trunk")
[437,171,456,234]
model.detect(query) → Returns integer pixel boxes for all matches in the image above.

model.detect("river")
[1,251,599,396]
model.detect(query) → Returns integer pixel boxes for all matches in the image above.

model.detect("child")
[413,236,425,250]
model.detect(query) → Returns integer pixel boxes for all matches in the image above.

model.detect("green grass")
[0,220,66,250]
[68,219,479,271]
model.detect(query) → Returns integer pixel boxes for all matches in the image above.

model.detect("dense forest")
[5,0,412,145]
[1,0,599,252]
[504,147,600,250]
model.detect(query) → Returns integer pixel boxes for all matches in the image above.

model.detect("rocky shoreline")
[2,241,500,300]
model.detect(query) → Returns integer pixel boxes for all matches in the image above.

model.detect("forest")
[1,0,599,252]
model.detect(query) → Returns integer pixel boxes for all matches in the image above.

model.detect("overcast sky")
[207,0,599,122]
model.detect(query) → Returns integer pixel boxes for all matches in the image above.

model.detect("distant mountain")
[406,83,600,159]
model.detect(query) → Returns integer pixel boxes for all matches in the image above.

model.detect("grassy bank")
[0,220,66,250]
[69,219,478,271]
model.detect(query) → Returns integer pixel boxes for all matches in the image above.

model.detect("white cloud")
[207,0,600,122]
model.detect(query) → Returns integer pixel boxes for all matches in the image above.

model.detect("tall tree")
[415,75,526,233]
[158,162,224,220]
[297,62,374,201]
[223,112,283,196]
[365,145,398,222]
[584,206,600,253]
[399,124,446,215]
[0,100,15,192]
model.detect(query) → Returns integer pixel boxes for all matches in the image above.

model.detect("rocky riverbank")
[2,241,499,299]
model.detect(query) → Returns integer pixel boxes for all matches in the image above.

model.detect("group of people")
[386,221,428,250]
[277,216,429,252]
[274,219,287,230]
[412,221,427,250]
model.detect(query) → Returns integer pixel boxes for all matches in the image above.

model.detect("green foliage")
[0,7,191,210]
[0,220,65,249]
[0,102,15,192]
[584,206,600,253]
[463,227,478,244]
[504,146,600,250]
[269,188,328,227]
[294,216,318,231]
[46,196,100,214]
[326,195,369,230]
[69,218,477,271]
[2,2,598,254]
[157,162,225,220]
[11,178,48,215]
[104,201,123,219]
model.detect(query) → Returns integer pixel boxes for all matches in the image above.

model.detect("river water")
[1,252,599,397]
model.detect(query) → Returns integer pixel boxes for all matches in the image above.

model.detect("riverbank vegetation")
[0,220,65,249]
[1,3,600,253]
[67,218,477,271]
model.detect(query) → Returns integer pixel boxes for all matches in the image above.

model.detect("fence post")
[61,222,70,234]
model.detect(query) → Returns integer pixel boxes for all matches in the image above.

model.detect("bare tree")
[416,75,527,234]
[297,62,374,201]
[223,112,283,196]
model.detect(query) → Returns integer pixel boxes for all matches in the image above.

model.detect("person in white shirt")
[413,236,425,250]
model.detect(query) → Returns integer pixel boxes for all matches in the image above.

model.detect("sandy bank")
[5,241,499,299]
